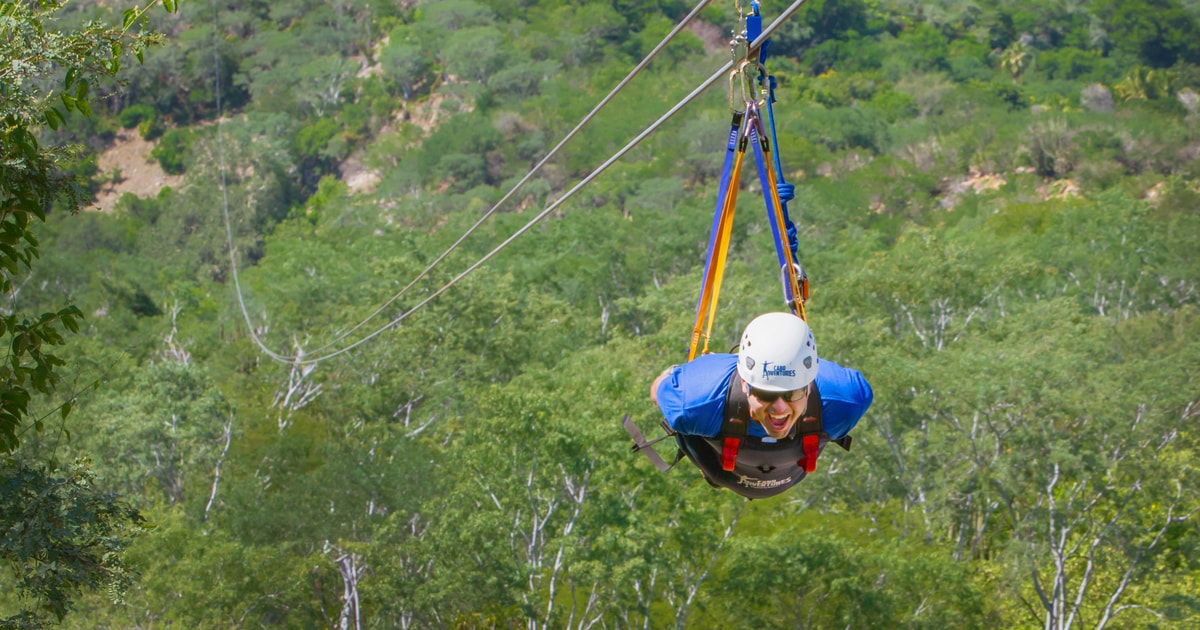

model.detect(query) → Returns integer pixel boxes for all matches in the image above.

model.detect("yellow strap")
[702,151,745,352]
[689,149,746,360]
[690,106,811,358]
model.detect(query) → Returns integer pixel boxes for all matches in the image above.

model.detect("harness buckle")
[721,437,741,471]
[800,434,820,473]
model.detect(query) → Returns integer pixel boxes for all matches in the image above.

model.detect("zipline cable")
[287,0,813,366]
[219,0,812,366]
[216,0,712,363]
[211,0,290,362]
[298,0,716,358]
[286,61,735,365]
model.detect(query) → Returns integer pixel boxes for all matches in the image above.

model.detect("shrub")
[948,39,994,82]
[151,128,193,175]
[795,105,890,154]
[137,116,165,140]
[437,153,488,191]
[869,89,918,122]
[895,73,955,118]
[801,69,882,108]
[1025,118,1077,178]
[118,104,155,129]
[293,117,341,163]
[987,81,1028,110]
[1039,47,1105,81]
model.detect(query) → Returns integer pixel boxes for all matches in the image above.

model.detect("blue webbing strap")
[695,111,744,319]
[748,120,792,275]
[747,1,799,260]
[762,79,799,259]
[747,106,804,314]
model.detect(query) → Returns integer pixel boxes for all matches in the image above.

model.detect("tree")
[1000,40,1034,83]
[715,518,992,627]
[380,26,433,101]
[84,361,232,506]
[768,0,872,58]
[0,460,147,626]
[444,26,508,84]
[1093,0,1200,68]
[819,191,1200,626]
[0,0,175,624]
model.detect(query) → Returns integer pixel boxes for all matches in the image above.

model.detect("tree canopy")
[3,0,1199,627]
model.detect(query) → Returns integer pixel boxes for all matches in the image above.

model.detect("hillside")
[4,0,1200,627]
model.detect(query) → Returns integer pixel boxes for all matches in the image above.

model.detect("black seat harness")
[625,372,851,474]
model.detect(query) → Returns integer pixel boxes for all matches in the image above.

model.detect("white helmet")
[737,312,818,391]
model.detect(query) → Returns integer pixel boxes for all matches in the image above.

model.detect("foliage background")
[3,0,1199,627]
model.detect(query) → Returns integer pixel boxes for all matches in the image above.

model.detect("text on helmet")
[762,362,796,378]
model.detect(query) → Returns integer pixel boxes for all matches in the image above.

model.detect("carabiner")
[728,62,750,114]
[731,60,763,111]
[734,63,767,115]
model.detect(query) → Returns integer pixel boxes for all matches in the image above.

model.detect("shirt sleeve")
[814,360,874,439]
[654,354,737,437]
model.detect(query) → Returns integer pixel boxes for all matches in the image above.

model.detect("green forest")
[3,0,1199,626]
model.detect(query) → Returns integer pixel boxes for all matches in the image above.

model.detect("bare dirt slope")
[93,130,184,212]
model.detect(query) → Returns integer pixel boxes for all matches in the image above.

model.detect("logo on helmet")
[761,362,796,378]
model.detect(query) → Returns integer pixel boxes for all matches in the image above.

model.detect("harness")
[717,372,828,473]
[624,369,851,478]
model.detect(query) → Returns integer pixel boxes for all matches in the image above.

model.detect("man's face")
[745,384,809,439]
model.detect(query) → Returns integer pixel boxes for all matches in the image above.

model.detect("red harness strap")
[721,437,741,472]
[719,374,832,473]
[799,417,822,473]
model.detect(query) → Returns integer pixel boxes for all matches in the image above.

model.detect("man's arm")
[650,356,737,437]
[815,360,874,439]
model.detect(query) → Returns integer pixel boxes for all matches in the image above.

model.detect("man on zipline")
[650,312,873,499]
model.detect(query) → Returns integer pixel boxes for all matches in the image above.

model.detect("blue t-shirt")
[655,353,872,439]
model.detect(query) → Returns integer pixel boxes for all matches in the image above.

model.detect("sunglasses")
[748,386,806,404]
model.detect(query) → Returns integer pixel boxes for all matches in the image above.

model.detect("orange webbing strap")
[688,148,747,361]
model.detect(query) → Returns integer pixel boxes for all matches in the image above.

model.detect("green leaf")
[34,420,44,432]
[61,401,71,420]
[77,99,91,117]
[65,67,79,89]
[163,0,177,14]
[60,94,75,112]
[122,8,137,31]
[75,79,89,101]
[44,108,62,131]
